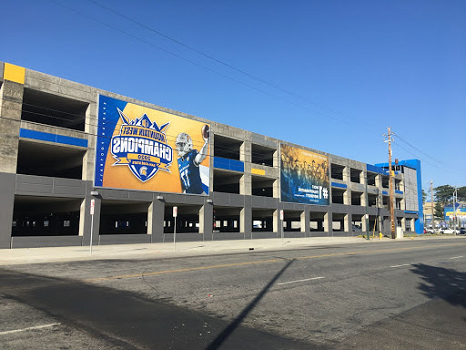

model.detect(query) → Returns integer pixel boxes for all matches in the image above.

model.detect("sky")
[2,0,465,193]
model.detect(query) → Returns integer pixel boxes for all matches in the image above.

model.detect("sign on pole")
[90,199,95,215]
[173,206,178,250]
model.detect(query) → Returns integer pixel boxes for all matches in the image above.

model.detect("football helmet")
[175,132,193,158]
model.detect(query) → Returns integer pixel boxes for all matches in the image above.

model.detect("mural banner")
[280,144,329,205]
[95,95,210,195]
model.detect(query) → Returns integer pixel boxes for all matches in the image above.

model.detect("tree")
[434,185,455,205]
[434,202,444,219]
[422,189,427,205]
[457,186,466,202]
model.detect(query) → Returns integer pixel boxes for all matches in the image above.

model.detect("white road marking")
[277,277,325,285]
[0,323,60,335]
[449,256,463,260]
[390,263,411,268]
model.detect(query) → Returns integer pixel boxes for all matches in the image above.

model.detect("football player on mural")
[175,125,210,194]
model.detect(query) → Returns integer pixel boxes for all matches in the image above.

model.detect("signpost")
[90,199,95,254]
[173,206,178,250]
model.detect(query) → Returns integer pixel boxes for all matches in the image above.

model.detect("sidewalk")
[0,235,459,266]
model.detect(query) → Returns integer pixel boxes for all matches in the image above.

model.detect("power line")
[86,0,351,121]
[394,132,446,166]
[50,0,380,135]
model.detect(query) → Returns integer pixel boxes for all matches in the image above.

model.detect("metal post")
[173,206,178,250]
[174,218,177,250]
[281,219,284,245]
[453,188,457,235]
[90,212,94,255]
[89,198,96,255]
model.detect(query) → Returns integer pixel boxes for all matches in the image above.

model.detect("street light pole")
[453,187,457,235]
[364,171,370,240]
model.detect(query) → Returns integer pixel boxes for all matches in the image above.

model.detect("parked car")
[442,228,459,235]
[459,228,466,235]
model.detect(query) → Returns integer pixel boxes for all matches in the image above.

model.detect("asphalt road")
[1,238,466,349]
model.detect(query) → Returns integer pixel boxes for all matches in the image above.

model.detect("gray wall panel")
[53,178,86,196]
[100,189,130,200]
[0,173,15,248]
[127,191,154,202]
[228,193,245,207]
[11,236,82,248]
[16,175,53,194]
[98,234,151,245]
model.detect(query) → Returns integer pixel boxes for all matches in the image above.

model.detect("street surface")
[1,237,466,349]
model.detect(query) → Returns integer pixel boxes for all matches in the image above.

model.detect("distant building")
[0,62,423,249]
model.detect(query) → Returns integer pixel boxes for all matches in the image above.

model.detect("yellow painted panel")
[4,63,25,84]
[251,168,265,176]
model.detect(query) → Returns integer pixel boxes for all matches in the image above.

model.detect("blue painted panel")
[405,210,418,214]
[20,129,88,147]
[395,190,403,194]
[382,191,388,195]
[56,135,88,147]
[213,157,244,172]
[331,182,347,189]
[20,129,55,142]
[366,164,387,175]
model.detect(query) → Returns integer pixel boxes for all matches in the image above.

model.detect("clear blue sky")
[2,0,465,192]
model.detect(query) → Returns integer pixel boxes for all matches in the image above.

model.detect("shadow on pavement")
[411,263,466,310]
[205,259,295,350]
[0,265,316,350]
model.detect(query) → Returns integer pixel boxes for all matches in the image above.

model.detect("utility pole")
[453,187,457,235]
[364,171,370,240]
[384,127,396,239]
[430,181,434,229]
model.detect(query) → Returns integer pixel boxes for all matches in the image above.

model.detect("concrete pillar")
[383,216,391,235]
[361,214,368,232]
[273,179,280,199]
[240,141,251,196]
[240,141,249,162]
[344,213,352,232]
[273,149,279,168]
[148,199,165,242]
[344,189,350,205]
[343,166,350,183]
[0,80,24,173]
[300,210,309,235]
[377,192,383,209]
[199,201,213,241]
[375,174,381,188]
[324,211,332,234]
[240,200,252,238]
[82,102,97,182]
[0,72,24,246]
[240,174,251,195]
[273,209,280,235]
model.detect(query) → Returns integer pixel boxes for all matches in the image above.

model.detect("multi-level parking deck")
[0,62,422,248]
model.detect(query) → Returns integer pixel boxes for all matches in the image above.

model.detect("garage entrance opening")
[13,196,81,236]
